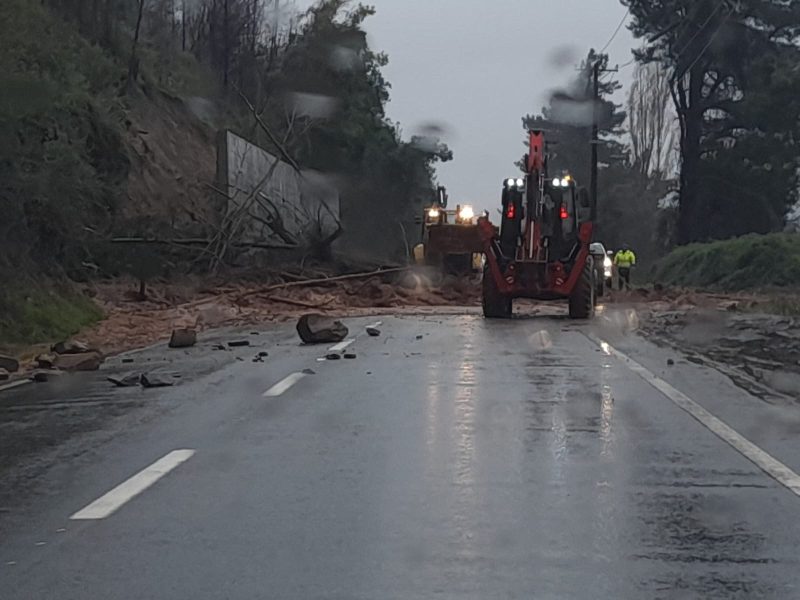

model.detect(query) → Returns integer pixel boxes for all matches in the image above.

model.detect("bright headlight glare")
[458,205,474,221]
[428,208,440,219]
[515,178,524,188]
[505,178,516,188]
[552,178,562,187]
[561,178,570,187]
[604,256,613,269]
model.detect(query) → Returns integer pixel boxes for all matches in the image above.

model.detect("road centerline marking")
[588,334,800,497]
[328,338,355,352]
[263,372,306,397]
[70,449,195,520]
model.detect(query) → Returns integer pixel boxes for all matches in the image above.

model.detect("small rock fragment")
[302,368,316,375]
[107,373,142,387]
[667,359,675,366]
[0,354,19,374]
[54,351,104,372]
[168,328,197,348]
[326,353,342,360]
[0,368,9,381]
[211,343,226,351]
[35,354,57,369]
[250,331,260,336]
[31,371,49,383]
[415,335,423,340]
[51,340,90,355]
[121,358,135,364]
[140,373,175,388]
[344,353,357,359]
[365,326,381,337]
[228,340,250,348]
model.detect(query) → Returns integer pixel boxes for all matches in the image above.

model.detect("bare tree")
[628,62,678,180]
[128,0,147,87]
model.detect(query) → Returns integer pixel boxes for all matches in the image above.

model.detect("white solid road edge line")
[70,449,196,520]
[588,334,800,497]
[0,379,32,394]
[263,372,307,397]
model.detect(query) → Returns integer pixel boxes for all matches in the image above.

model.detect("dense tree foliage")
[624,0,800,243]
[2,0,448,271]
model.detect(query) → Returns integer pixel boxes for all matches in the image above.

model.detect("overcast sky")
[298,0,638,210]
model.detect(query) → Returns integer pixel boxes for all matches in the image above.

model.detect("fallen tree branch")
[110,237,298,250]
[266,295,334,309]
[177,267,409,310]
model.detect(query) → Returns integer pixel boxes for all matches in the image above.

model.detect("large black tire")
[569,260,595,319]
[482,266,512,318]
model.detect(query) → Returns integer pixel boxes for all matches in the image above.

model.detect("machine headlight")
[515,178,524,188]
[458,205,474,221]
[604,256,613,269]
[428,208,440,219]
[505,178,516,188]
[552,178,562,187]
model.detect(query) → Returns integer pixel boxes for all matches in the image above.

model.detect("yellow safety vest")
[614,250,636,268]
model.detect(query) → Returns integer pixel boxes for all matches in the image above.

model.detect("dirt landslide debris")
[71,269,481,357]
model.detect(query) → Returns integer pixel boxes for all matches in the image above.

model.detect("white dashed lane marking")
[263,372,307,397]
[588,334,800,497]
[70,449,196,520]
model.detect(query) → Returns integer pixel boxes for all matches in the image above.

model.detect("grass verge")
[652,233,800,291]
[0,283,103,350]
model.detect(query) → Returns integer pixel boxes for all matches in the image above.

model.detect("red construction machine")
[479,130,597,319]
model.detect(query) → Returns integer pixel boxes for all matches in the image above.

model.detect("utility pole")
[591,58,618,222]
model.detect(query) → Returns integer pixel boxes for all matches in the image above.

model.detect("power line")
[600,7,631,54]
[672,0,728,63]
[679,9,731,78]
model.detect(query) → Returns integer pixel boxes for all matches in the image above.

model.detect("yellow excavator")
[414,186,483,274]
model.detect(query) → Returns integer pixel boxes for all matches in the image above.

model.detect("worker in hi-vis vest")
[614,244,636,290]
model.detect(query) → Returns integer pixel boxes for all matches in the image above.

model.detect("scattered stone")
[54,351,104,372]
[415,335,423,340]
[344,353,357,359]
[326,353,342,360]
[0,355,19,374]
[302,368,316,375]
[211,343,226,351]
[296,314,348,344]
[107,373,142,387]
[35,353,57,369]
[121,358,135,364]
[168,328,197,348]
[365,326,381,337]
[51,340,90,355]
[250,331,260,335]
[252,355,265,363]
[31,371,49,383]
[667,359,675,366]
[257,351,269,358]
[228,340,251,348]
[0,368,9,381]
[140,373,175,388]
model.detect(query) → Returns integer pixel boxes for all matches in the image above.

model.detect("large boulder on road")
[54,351,104,372]
[296,314,348,344]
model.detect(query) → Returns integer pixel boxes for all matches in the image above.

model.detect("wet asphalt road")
[3,309,800,599]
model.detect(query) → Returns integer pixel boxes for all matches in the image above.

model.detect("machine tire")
[482,266,512,319]
[569,261,595,319]
[595,276,605,298]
